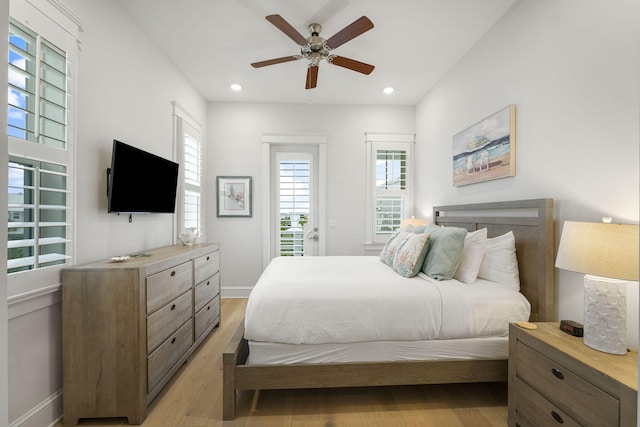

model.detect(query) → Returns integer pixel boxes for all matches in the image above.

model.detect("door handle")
[305,227,319,241]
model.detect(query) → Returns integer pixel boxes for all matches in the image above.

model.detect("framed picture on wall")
[216,176,252,217]
[452,105,516,187]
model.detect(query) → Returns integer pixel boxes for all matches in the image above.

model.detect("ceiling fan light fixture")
[253,14,375,89]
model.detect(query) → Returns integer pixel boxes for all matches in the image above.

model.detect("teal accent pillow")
[392,232,430,277]
[420,225,468,280]
[405,224,428,234]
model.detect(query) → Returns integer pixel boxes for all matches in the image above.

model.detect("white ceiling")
[116,0,517,105]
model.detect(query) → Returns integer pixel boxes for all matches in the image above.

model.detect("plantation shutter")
[278,155,311,256]
[365,133,415,245]
[8,19,67,149]
[8,157,69,273]
[375,149,407,235]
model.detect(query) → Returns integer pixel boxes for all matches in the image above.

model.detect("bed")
[223,198,554,419]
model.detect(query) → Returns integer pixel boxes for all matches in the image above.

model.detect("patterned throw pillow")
[392,232,431,277]
[379,230,409,266]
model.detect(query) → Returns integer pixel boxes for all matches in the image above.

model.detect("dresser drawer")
[147,290,192,353]
[516,342,620,426]
[146,261,192,313]
[194,251,219,285]
[194,273,220,313]
[515,378,581,427]
[147,319,193,393]
[195,295,220,340]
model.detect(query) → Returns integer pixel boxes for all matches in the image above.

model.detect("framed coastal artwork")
[452,105,516,187]
[216,176,252,217]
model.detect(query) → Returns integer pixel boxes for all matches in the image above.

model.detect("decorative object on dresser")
[555,219,639,355]
[61,243,220,426]
[508,322,638,426]
[177,227,198,246]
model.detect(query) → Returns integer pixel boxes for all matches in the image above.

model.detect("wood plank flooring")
[61,298,509,427]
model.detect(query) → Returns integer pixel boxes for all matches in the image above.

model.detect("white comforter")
[244,256,530,345]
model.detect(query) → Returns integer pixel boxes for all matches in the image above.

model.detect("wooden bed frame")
[223,198,554,419]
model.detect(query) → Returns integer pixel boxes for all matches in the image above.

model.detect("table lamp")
[400,216,425,230]
[555,220,639,355]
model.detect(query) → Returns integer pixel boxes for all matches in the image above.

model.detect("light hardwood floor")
[61,298,509,427]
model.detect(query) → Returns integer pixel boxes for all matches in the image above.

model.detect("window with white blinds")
[6,4,77,291]
[375,149,407,235]
[8,157,69,273]
[182,131,201,230]
[9,19,67,149]
[365,134,415,245]
[277,155,311,256]
[174,109,204,239]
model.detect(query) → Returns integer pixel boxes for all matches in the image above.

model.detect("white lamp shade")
[400,217,425,230]
[555,221,639,281]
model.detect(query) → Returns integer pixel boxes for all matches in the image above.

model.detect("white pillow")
[453,228,487,283]
[477,231,520,289]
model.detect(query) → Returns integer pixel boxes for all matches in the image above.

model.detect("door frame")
[261,134,327,269]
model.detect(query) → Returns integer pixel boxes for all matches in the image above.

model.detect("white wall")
[66,0,207,263]
[415,0,640,347]
[7,1,207,425]
[207,102,415,295]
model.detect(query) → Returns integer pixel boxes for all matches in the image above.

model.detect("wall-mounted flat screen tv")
[107,140,179,214]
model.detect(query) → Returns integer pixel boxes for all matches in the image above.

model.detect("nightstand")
[508,322,638,426]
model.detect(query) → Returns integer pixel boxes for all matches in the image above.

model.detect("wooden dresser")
[61,243,220,426]
[508,322,638,427]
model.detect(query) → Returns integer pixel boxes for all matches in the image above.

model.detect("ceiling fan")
[251,14,375,89]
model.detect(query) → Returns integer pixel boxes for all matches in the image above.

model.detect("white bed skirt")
[247,336,508,365]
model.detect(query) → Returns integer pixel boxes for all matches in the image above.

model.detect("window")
[277,154,311,256]
[174,104,204,239]
[365,133,415,246]
[7,0,79,296]
[9,19,67,148]
[8,157,69,273]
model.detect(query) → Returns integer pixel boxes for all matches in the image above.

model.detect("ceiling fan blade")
[329,55,375,75]
[265,15,309,46]
[324,16,374,50]
[251,56,301,68]
[306,65,319,89]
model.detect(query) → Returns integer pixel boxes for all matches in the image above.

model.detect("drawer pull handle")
[206,281,210,286]
[170,304,176,311]
[207,306,210,311]
[171,337,176,344]
[206,256,210,261]
[170,271,176,277]
[551,368,564,380]
[551,411,564,423]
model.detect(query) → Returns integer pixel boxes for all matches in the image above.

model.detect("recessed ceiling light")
[383,87,394,94]
[230,84,242,91]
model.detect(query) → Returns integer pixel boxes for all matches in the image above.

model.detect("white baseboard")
[9,389,62,427]
[221,287,252,298]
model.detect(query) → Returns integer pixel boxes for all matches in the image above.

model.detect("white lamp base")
[583,275,628,355]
